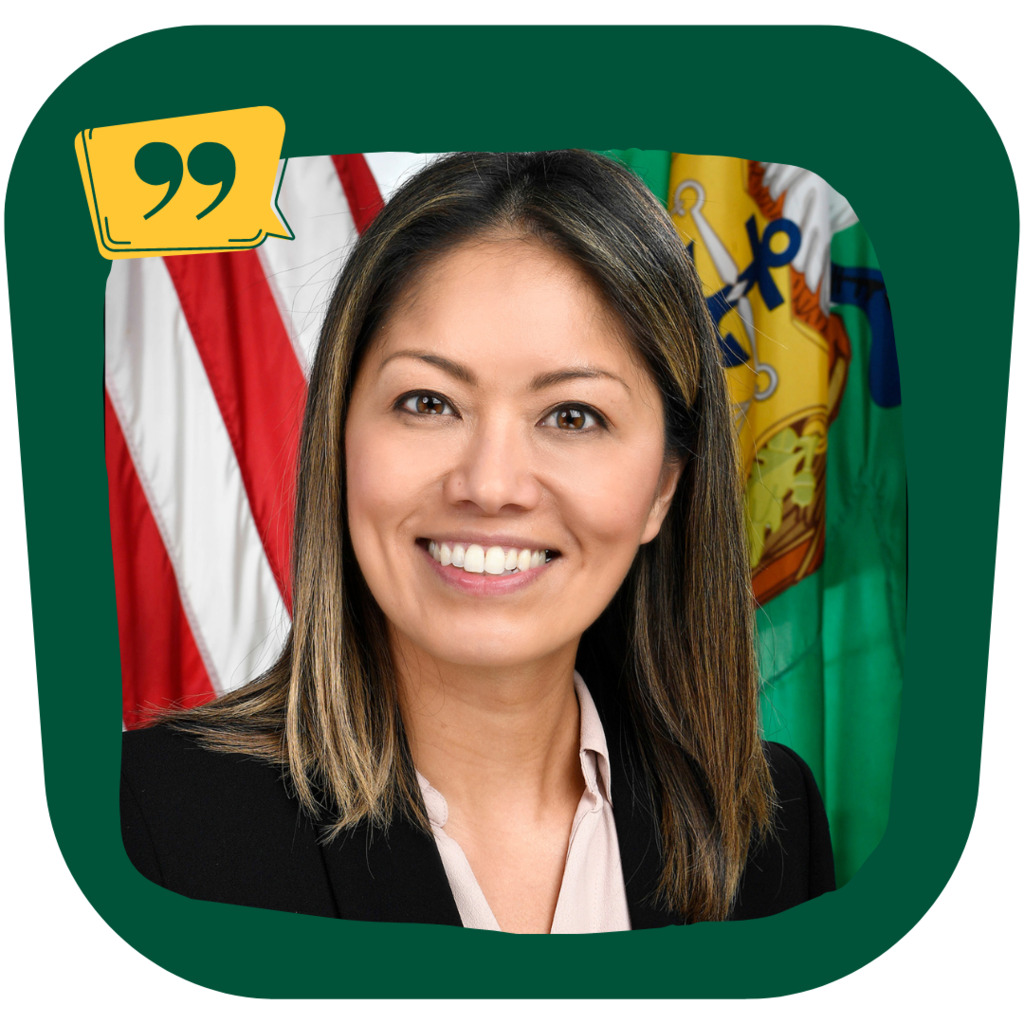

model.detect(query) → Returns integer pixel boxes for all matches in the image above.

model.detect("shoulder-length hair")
[166,150,775,922]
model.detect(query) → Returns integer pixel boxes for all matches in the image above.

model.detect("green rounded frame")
[6,25,1017,998]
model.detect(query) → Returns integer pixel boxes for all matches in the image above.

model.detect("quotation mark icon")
[76,106,291,259]
[135,141,236,220]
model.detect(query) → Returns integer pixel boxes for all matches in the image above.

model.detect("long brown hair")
[163,150,775,922]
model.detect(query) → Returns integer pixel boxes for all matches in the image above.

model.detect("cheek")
[344,417,450,552]
[345,421,415,545]
[552,442,666,551]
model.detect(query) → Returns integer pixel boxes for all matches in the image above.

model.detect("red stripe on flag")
[106,392,215,727]
[163,251,305,614]
[331,154,385,233]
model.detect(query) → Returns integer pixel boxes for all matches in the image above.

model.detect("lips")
[415,537,559,596]
[423,539,555,576]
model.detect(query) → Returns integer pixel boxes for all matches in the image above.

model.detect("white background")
[2,3,1020,1020]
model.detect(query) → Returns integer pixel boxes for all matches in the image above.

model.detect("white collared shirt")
[416,672,632,933]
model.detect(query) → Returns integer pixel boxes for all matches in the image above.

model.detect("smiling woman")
[121,151,835,932]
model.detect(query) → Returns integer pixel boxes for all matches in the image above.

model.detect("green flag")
[606,150,906,887]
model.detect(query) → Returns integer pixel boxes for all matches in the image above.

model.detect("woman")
[121,150,834,932]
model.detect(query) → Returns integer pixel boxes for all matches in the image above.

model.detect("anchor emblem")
[672,178,802,410]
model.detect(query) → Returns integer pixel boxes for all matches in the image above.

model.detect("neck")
[392,630,583,816]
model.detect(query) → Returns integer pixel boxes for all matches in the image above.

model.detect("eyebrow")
[530,367,631,393]
[379,350,475,383]
[379,350,631,393]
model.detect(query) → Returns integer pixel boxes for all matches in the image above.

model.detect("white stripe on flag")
[258,156,360,375]
[106,258,290,694]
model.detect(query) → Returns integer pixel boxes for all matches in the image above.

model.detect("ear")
[640,456,685,544]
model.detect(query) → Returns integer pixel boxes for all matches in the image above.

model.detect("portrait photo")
[112,147,903,930]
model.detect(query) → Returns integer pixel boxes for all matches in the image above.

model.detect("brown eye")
[539,404,605,431]
[399,392,454,416]
[557,408,587,430]
[416,394,444,414]
[544,404,606,431]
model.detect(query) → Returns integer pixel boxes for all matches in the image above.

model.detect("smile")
[421,539,557,576]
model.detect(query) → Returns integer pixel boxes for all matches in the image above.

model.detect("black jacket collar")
[319,683,684,931]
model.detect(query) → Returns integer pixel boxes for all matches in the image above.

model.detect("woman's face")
[345,236,681,670]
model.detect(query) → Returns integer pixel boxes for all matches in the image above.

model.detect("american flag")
[107,153,441,727]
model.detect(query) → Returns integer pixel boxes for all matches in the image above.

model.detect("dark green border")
[5,25,1017,998]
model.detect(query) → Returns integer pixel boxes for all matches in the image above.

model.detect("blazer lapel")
[317,684,684,930]
[319,816,463,927]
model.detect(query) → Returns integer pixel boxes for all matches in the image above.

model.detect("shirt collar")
[574,671,614,807]
[417,771,449,829]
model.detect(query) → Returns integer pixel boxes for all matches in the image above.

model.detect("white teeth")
[463,544,486,573]
[426,540,552,575]
[485,546,506,575]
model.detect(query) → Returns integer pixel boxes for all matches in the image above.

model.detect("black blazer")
[121,710,835,928]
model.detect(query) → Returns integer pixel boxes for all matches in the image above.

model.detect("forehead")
[369,236,643,380]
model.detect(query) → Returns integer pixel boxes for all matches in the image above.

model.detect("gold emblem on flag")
[670,155,851,603]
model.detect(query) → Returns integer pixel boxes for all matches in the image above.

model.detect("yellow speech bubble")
[75,106,293,260]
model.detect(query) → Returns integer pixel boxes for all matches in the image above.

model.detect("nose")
[443,414,542,515]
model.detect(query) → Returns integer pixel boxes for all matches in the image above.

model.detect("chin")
[426,636,546,670]
[395,617,572,671]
